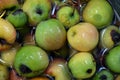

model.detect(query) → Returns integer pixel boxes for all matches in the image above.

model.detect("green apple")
[0,17,16,51]
[0,64,9,80]
[14,45,49,77]
[83,0,114,29]
[68,52,96,79]
[45,58,72,80]
[0,43,20,66]
[100,25,120,49]
[6,9,28,29]
[35,19,66,51]
[67,22,99,51]
[56,6,80,28]
[105,45,120,73]
[92,69,114,80]
[22,0,51,26]
[0,0,19,11]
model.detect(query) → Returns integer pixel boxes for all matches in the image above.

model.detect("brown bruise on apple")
[0,18,16,51]
[45,58,72,80]
[0,0,19,11]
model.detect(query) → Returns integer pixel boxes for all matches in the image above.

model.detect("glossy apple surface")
[56,6,80,28]
[35,19,66,51]
[67,22,99,51]
[83,0,114,29]
[68,52,96,79]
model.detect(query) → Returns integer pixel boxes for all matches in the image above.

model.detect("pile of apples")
[0,0,120,80]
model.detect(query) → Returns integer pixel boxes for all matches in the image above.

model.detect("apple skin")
[0,0,19,11]
[56,6,80,29]
[6,9,28,29]
[0,64,9,80]
[14,45,49,78]
[83,0,114,29]
[22,0,51,26]
[30,77,49,80]
[0,18,16,51]
[105,45,120,73]
[100,25,120,49]
[67,22,99,51]
[68,52,96,79]
[45,58,72,80]
[35,19,66,51]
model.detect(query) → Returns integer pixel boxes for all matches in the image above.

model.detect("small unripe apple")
[68,52,96,79]
[83,0,114,29]
[56,6,80,28]
[22,0,51,26]
[14,45,49,77]
[105,45,120,73]
[67,22,99,51]
[35,19,66,51]
[6,9,28,29]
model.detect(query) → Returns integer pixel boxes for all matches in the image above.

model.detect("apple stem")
[0,10,6,18]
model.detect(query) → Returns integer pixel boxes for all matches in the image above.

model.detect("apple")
[35,19,66,51]
[115,75,120,80]
[0,43,20,66]
[105,45,120,73]
[30,77,49,80]
[6,9,28,29]
[92,69,114,80]
[67,22,99,51]
[56,6,80,29]
[83,0,114,29]
[68,52,96,79]
[0,0,19,11]
[0,17,16,51]
[9,68,24,80]
[14,45,49,77]
[45,58,72,80]
[22,0,51,26]
[100,25,120,49]
[0,64,9,80]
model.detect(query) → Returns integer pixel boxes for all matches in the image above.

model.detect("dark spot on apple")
[19,64,32,73]
[111,30,120,44]
[12,9,23,15]
[86,69,92,74]
[36,8,42,15]
[72,31,76,37]
[0,38,7,45]
[99,74,107,80]
[17,0,25,4]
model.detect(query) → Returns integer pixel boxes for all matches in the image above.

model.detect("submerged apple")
[56,6,80,28]
[68,52,96,79]
[22,0,51,26]
[45,58,72,80]
[67,22,99,51]
[35,19,66,51]
[0,17,16,51]
[0,0,19,11]
[14,45,49,77]
[105,45,120,73]
[83,0,114,29]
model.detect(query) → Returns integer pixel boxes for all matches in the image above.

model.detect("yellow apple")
[67,22,99,51]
